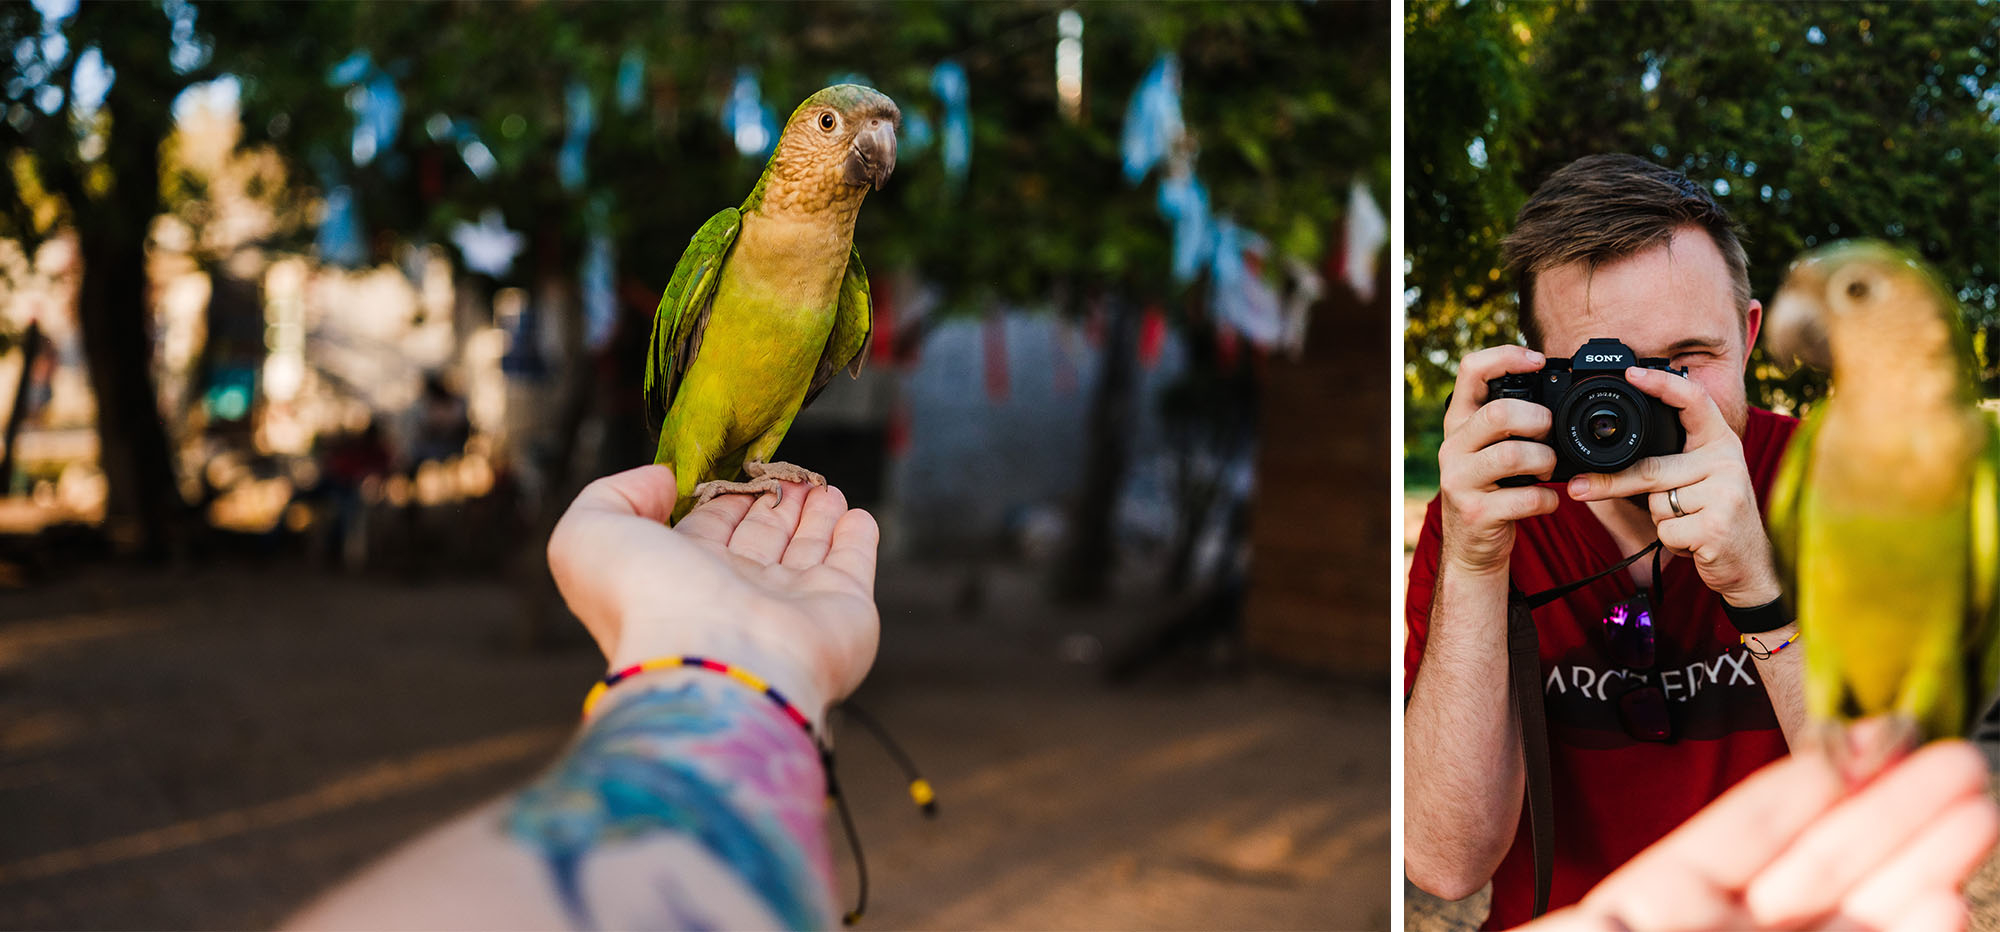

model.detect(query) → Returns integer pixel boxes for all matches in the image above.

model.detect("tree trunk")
[74,226,185,558]
[1053,294,1139,603]
[1,321,44,492]
[71,41,188,559]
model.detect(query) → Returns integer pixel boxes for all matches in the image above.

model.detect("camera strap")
[1508,539,1663,918]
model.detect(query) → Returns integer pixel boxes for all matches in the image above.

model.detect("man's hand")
[1437,345,1566,577]
[1531,734,1998,931]
[546,464,881,726]
[1567,366,1781,607]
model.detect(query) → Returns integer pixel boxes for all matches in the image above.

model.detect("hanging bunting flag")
[315,183,365,268]
[1120,53,1182,185]
[426,113,496,181]
[327,51,370,86]
[723,68,775,157]
[1280,255,1325,357]
[581,202,616,351]
[902,109,934,159]
[1210,218,1283,350]
[1341,179,1388,302]
[1138,304,1167,369]
[931,61,971,182]
[616,49,646,114]
[558,80,596,192]
[869,274,897,367]
[1156,167,1213,284]
[327,51,402,169]
[452,208,525,278]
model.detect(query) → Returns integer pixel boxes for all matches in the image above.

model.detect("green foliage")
[1,1,208,254]
[199,3,1392,322]
[1406,0,2000,462]
[197,2,1385,320]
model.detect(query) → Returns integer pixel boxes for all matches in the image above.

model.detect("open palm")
[547,464,881,723]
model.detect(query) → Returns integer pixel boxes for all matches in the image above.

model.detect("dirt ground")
[0,560,1389,930]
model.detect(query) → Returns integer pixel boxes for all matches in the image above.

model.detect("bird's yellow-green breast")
[647,84,899,519]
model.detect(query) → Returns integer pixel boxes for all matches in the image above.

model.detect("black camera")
[1485,338,1687,487]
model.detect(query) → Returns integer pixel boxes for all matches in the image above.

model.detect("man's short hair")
[1502,154,1752,351]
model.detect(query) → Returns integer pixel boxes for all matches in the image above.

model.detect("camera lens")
[1586,409,1623,445]
[1555,381,1649,471]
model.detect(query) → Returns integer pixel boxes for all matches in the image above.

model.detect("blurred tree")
[1406,0,2000,472]
[0,0,214,557]
[199,0,1386,597]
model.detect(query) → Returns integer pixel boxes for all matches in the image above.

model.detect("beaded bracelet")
[581,655,814,735]
[1740,630,1801,661]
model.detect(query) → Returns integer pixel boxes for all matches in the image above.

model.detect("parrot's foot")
[692,477,786,508]
[743,460,827,487]
[1801,716,1921,785]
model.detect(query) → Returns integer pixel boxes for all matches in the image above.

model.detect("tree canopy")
[1406,0,2000,474]
[202,1,1388,316]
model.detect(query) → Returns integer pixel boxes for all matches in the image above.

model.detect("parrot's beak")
[843,114,899,191]
[1765,265,1833,371]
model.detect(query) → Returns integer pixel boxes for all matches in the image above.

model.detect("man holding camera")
[1404,154,1807,926]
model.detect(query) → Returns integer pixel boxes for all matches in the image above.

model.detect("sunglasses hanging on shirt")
[1597,545,1670,742]
[1513,539,1671,742]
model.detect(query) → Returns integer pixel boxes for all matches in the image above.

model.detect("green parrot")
[646,85,899,523]
[1764,240,2000,756]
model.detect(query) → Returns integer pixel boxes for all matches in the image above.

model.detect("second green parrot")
[1764,240,2000,753]
[646,85,899,523]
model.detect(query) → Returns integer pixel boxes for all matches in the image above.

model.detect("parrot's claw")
[693,477,787,508]
[743,460,828,487]
[1797,720,1846,768]
[1802,717,1920,785]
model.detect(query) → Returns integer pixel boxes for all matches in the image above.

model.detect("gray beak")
[842,116,898,190]
[1764,282,1832,371]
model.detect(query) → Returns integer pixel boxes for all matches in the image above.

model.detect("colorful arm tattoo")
[505,673,836,930]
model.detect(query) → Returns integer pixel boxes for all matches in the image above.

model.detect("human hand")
[546,464,881,727]
[1530,733,1998,931]
[1565,365,1781,607]
[1437,345,1565,576]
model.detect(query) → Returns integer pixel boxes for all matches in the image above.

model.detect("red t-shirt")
[1405,407,1799,929]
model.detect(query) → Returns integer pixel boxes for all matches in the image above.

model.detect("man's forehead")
[1532,228,1742,355]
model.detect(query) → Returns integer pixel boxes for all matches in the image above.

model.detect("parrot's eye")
[818,112,837,132]
[1846,279,1871,300]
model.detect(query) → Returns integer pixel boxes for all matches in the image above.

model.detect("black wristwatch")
[1723,594,1793,634]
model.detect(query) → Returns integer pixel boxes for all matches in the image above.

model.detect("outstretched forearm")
[288,671,837,930]
[1405,563,1527,901]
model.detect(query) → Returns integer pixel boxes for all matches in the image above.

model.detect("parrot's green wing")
[800,245,874,408]
[1766,404,1826,598]
[644,207,742,432]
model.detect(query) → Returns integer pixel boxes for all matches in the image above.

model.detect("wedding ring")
[1668,487,1687,518]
